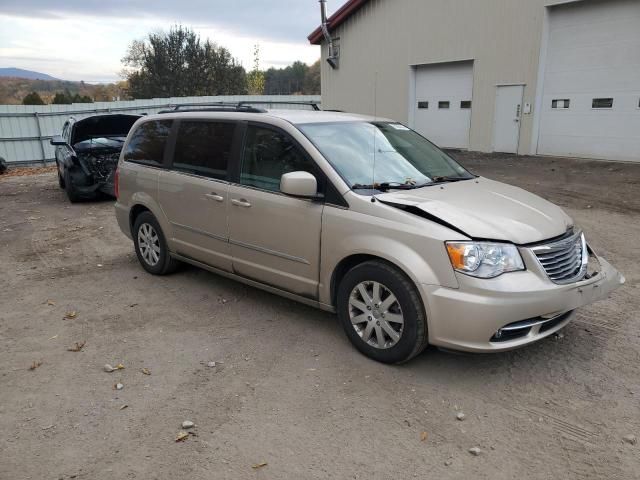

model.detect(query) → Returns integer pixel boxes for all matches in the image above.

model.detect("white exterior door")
[412,61,473,149]
[493,85,524,154]
[537,0,640,162]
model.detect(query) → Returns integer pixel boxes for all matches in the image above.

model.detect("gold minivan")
[114,106,624,363]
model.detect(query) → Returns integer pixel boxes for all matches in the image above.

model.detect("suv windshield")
[299,121,473,190]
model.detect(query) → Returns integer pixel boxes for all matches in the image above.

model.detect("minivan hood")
[376,177,573,244]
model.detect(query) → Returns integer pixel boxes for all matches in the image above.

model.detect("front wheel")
[64,169,82,203]
[57,162,65,189]
[133,212,179,275]
[337,261,428,364]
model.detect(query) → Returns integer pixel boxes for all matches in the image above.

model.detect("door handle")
[204,193,224,202]
[231,199,252,208]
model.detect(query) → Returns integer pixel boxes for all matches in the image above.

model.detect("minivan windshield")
[299,121,474,190]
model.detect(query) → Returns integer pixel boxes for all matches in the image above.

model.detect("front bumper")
[421,253,625,353]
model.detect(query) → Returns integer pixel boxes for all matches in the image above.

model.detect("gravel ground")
[1,154,639,480]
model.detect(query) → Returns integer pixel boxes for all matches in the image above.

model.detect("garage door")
[412,61,473,149]
[538,0,640,162]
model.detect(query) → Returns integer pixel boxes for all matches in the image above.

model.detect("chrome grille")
[532,231,588,284]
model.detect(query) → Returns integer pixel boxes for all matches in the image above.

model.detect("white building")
[309,0,640,162]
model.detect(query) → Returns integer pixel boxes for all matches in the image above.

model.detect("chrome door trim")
[229,239,310,265]
[171,222,228,243]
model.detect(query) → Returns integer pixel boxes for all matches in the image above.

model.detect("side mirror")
[50,135,68,146]
[280,171,320,199]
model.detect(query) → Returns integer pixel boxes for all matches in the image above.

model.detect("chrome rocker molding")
[170,252,336,313]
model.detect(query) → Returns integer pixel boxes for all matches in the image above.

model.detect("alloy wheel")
[137,223,161,267]
[349,281,404,349]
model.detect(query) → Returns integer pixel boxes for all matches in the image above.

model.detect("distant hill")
[0,68,59,81]
[0,77,128,105]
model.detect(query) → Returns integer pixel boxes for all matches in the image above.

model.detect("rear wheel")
[337,261,428,364]
[133,212,179,275]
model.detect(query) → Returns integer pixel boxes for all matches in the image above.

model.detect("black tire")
[57,163,65,189]
[64,169,81,203]
[336,260,428,364]
[132,211,179,275]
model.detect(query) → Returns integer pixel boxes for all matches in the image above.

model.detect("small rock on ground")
[456,412,466,421]
[623,434,637,445]
[182,420,195,429]
[468,447,482,456]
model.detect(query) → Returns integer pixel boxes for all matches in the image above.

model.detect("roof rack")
[158,100,321,114]
[237,100,321,111]
[158,103,266,114]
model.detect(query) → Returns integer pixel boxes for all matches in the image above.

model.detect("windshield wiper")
[430,176,473,184]
[352,182,429,192]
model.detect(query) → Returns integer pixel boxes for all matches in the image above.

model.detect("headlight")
[446,241,525,278]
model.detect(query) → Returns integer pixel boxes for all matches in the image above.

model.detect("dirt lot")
[1,155,639,480]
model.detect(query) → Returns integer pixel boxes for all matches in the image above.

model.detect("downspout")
[319,0,339,69]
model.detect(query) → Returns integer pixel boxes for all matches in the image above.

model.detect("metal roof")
[308,0,371,45]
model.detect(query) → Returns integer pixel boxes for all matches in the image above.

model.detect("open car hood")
[375,177,573,244]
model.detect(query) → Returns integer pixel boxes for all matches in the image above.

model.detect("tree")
[51,90,93,104]
[263,60,320,95]
[121,25,247,98]
[303,60,321,94]
[246,44,265,95]
[22,91,45,105]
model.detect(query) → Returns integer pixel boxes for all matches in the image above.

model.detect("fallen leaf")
[67,341,86,352]
[64,311,77,319]
[115,363,125,370]
[48,335,58,340]
[175,431,189,442]
[119,405,128,410]
[29,360,43,371]
[252,462,268,469]
[141,368,151,375]
[46,299,56,306]
[420,431,428,442]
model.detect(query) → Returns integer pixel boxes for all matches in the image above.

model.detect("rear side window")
[240,126,317,193]
[172,121,235,180]
[123,120,172,166]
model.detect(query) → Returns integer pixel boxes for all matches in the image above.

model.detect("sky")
[0,0,327,83]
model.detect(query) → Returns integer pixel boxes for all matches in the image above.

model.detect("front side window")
[240,126,317,192]
[123,120,172,167]
[62,122,70,142]
[299,122,473,190]
[172,121,235,180]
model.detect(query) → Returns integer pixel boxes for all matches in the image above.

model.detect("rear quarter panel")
[115,161,166,242]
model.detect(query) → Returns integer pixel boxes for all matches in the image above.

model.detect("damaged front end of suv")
[51,114,141,202]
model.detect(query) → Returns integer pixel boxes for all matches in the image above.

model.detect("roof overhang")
[308,0,371,45]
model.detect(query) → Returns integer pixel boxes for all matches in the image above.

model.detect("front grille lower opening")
[491,326,532,343]
[539,311,572,333]
[491,311,573,343]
